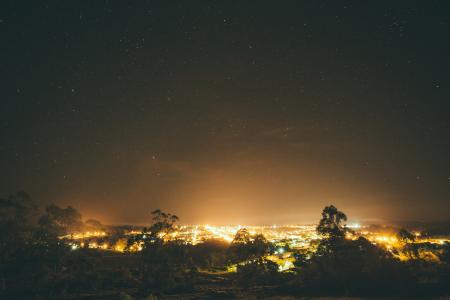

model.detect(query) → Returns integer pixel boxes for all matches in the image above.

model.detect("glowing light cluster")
[63,225,449,258]
[60,231,106,240]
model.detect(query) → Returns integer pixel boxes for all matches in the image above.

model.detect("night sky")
[1,1,450,225]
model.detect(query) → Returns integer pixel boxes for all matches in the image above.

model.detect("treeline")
[0,192,94,298]
[1,192,449,299]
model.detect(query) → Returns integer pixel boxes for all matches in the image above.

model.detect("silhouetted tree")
[235,258,280,286]
[39,204,84,236]
[0,193,84,298]
[253,234,271,257]
[295,206,415,296]
[188,239,229,270]
[299,236,412,295]
[0,192,38,293]
[147,209,178,242]
[316,205,348,238]
[228,229,272,264]
[439,242,450,264]
[85,219,103,229]
[129,209,193,295]
[232,228,251,244]
[397,228,415,243]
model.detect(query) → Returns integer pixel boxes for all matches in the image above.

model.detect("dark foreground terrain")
[1,195,449,299]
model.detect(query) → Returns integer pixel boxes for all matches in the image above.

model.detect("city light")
[61,223,450,267]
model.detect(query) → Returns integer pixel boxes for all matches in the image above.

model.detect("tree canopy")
[316,205,348,238]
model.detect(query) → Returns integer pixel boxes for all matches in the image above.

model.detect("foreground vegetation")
[1,192,449,299]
